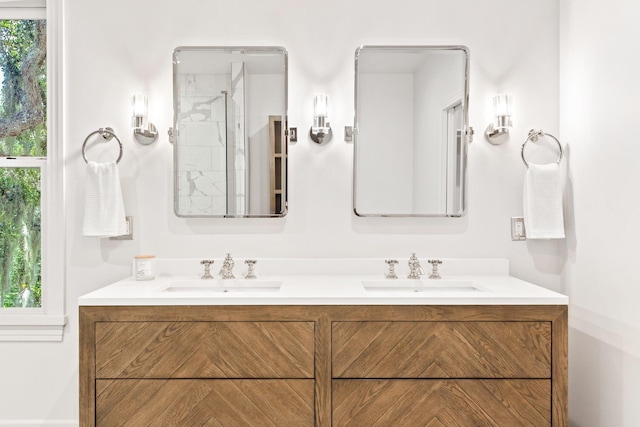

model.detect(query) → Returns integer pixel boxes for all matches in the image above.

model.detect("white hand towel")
[524,163,565,239]
[82,161,127,238]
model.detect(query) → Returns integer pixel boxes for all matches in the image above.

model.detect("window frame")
[0,0,66,341]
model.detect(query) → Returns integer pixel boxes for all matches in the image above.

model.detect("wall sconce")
[310,94,332,144]
[485,93,513,144]
[132,94,158,145]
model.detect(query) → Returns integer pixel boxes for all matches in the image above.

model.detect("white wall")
[413,53,463,214]
[0,0,562,424]
[560,0,640,425]
[247,73,285,213]
[356,73,414,214]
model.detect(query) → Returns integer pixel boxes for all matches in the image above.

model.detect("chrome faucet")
[200,259,214,279]
[219,253,235,279]
[407,253,425,279]
[244,260,257,279]
[428,259,442,279]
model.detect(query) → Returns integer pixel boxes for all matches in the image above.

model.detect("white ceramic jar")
[134,255,156,280]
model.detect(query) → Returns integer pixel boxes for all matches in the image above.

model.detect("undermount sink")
[362,279,483,293]
[163,280,282,293]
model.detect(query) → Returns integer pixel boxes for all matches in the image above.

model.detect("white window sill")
[0,315,67,341]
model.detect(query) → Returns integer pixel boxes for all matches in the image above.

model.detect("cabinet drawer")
[96,321,314,379]
[97,379,314,426]
[332,321,550,378]
[333,379,550,426]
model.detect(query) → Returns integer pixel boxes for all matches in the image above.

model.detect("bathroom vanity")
[79,259,567,426]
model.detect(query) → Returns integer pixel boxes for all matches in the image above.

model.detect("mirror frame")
[352,45,471,217]
[172,46,289,218]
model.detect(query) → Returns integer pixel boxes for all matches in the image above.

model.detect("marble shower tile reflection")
[177,171,226,198]
[176,171,227,216]
[183,122,225,147]
[178,195,226,215]
[177,146,212,171]
[184,74,229,97]
[211,146,227,171]
[179,96,226,123]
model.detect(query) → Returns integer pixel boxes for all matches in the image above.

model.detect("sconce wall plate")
[485,118,511,145]
[134,123,158,145]
[310,125,332,144]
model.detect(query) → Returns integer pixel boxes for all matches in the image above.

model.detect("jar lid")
[135,255,156,259]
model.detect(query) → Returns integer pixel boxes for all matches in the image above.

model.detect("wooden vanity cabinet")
[80,305,567,426]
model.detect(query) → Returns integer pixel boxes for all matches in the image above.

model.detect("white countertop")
[78,258,568,306]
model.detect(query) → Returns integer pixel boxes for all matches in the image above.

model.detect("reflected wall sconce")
[132,94,158,145]
[310,94,332,144]
[485,93,513,144]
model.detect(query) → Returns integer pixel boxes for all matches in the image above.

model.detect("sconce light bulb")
[493,93,512,120]
[132,94,149,130]
[314,94,328,119]
[310,93,332,144]
[485,93,513,144]
[132,94,148,117]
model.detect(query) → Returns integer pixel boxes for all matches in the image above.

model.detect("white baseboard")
[0,421,78,427]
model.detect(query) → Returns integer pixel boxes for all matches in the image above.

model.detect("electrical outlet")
[110,216,133,240]
[511,217,526,241]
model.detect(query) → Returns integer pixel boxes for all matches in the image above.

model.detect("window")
[0,19,46,309]
[0,0,65,341]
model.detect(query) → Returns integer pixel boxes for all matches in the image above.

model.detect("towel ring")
[521,129,563,168]
[82,127,123,164]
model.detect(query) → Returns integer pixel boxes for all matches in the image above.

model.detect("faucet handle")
[427,259,442,279]
[385,259,398,279]
[244,260,257,279]
[200,259,214,279]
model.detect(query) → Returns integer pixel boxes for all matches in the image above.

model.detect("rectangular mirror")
[353,45,470,217]
[172,46,288,217]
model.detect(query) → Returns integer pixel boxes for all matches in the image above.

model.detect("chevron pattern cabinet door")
[96,321,314,379]
[332,321,551,378]
[333,379,551,426]
[96,379,314,426]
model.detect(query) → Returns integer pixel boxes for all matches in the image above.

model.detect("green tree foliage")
[0,20,46,308]
[0,19,46,156]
